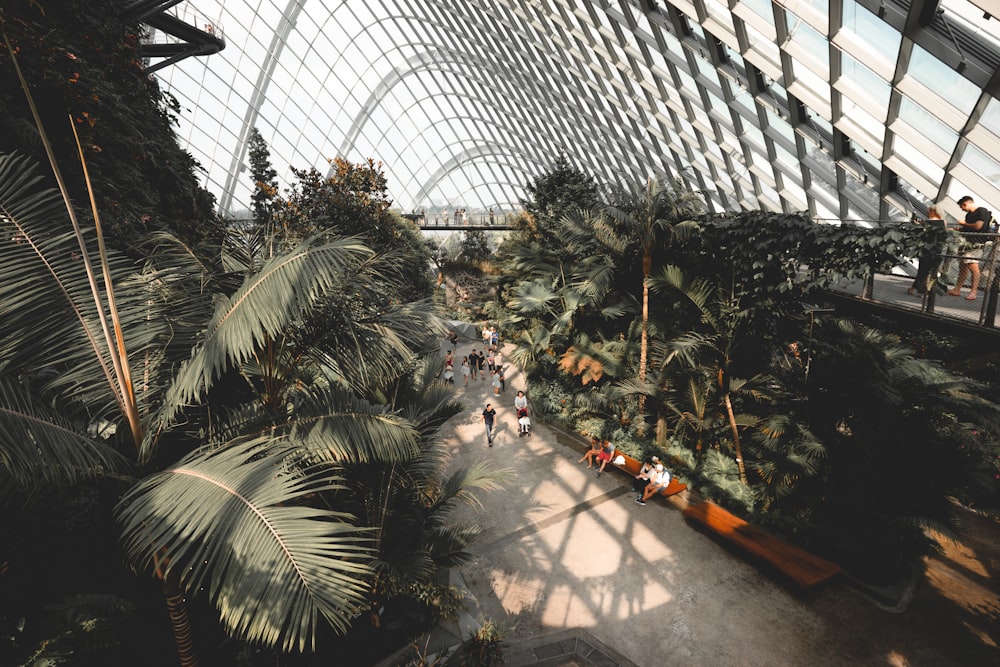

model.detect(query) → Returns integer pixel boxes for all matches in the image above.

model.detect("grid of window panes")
[151,0,1000,224]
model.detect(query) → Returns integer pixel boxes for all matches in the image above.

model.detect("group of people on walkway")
[442,333,504,393]
[456,325,672,504]
[443,324,525,447]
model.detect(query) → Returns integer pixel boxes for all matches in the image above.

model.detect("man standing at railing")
[947,196,995,301]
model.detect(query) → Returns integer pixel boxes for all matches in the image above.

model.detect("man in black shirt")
[481,403,497,446]
[948,195,995,300]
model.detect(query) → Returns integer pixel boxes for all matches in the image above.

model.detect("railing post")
[924,285,937,314]
[981,234,999,327]
[861,273,875,299]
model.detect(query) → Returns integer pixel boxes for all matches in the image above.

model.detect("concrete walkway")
[434,339,1000,667]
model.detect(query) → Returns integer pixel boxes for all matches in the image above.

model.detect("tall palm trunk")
[723,392,748,484]
[157,557,199,667]
[637,272,651,434]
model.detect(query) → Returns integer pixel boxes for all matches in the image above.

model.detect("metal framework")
[151,1,1000,224]
[126,0,225,73]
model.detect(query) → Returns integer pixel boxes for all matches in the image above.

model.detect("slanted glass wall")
[152,1,1000,223]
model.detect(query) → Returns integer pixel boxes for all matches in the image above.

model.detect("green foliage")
[767,319,1000,580]
[247,126,279,231]
[680,212,944,303]
[518,151,600,248]
[275,159,434,301]
[453,619,505,667]
[459,229,491,262]
[503,170,1000,585]
[0,0,222,251]
[0,146,470,657]
[16,594,136,666]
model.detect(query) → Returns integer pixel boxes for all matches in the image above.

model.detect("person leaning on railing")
[947,196,995,301]
[908,206,947,296]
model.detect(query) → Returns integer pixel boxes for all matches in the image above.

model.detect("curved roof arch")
[154,1,1000,222]
[334,48,652,188]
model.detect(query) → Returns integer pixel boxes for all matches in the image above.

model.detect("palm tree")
[0,150,439,661]
[651,266,768,484]
[602,179,701,423]
[346,358,511,630]
[792,319,1000,580]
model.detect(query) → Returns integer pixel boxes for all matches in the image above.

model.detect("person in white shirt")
[635,463,671,505]
[633,455,659,494]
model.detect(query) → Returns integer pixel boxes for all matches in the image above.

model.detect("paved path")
[435,337,1000,667]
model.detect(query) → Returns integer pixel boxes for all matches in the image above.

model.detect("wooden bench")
[613,453,687,498]
[682,501,841,590]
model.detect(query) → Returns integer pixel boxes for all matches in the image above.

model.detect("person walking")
[468,349,478,380]
[477,350,487,380]
[461,358,470,386]
[482,403,497,446]
[491,370,502,395]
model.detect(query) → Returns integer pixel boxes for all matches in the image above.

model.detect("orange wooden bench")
[613,453,687,498]
[682,501,840,590]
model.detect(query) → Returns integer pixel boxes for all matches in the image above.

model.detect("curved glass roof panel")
[151,1,1000,222]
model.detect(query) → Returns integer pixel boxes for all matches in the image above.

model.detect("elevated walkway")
[402,212,515,230]
[125,0,225,73]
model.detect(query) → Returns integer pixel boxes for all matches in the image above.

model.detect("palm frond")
[0,153,129,416]
[509,280,559,316]
[153,237,374,441]
[116,438,374,651]
[285,387,420,463]
[0,376,129,489]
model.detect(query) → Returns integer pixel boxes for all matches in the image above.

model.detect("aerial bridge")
[401,213,515,231]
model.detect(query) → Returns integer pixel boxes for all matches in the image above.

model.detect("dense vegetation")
[2,3,998,665]
[0,0,223,252]
[493,160,1000,584]
[0,6,485,666]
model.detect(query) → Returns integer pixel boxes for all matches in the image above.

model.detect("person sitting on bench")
[633,455,660,494]
[578,436,601,468]
[635,463,671,506]
[595,440,615,477]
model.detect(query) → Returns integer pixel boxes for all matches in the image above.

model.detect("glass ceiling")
[151,1,1000,223]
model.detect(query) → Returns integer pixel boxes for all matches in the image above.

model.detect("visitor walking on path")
[469,350,478,380]
[461,358,470,386]
[482,403,497,446]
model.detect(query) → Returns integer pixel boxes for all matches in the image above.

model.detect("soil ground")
[438,339,1000,667]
